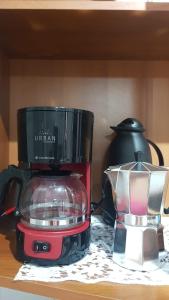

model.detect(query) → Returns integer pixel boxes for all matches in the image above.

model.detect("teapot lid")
[111,118,145,132]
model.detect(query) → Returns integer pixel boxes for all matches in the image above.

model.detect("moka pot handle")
[147,139,164,166]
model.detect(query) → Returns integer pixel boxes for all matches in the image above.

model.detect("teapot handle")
[147,140,169,216]
[147,139,164,166]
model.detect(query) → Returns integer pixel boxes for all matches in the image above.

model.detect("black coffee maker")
[0,107,94,265]
[101,118,164,226]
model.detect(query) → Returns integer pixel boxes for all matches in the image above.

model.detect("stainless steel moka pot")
[105,160,169,271]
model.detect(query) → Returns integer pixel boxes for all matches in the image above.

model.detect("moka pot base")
[113,218,165,272]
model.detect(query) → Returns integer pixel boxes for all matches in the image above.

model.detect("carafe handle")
[0,165,31,215]
[147,139,164,166]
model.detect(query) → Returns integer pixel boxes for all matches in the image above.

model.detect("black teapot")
[101,118,164,226]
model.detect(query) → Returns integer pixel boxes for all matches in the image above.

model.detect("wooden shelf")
[0,1,169,59]
[0,216,169,300]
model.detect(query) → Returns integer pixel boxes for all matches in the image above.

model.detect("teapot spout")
[104,167,119,193]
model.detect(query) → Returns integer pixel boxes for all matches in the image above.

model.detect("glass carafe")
[19,172,88,230]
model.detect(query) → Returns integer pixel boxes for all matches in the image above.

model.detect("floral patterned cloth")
[14,215,169,284]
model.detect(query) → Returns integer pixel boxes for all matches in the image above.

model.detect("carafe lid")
[111,118,145,132]
[31,169,72,178]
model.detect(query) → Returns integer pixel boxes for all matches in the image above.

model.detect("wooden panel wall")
[0,51,9,170]
[9,59,169,204]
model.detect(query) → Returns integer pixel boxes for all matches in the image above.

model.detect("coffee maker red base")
[16,221,90,266]
[16,162,92,265]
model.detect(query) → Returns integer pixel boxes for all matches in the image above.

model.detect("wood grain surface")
[0,51,9,170]
[0,5,169,60]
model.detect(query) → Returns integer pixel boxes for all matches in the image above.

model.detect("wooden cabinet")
[1,1,169,201]
[0,2,169,298]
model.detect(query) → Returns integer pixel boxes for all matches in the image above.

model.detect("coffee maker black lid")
[110,118,145,133]
[18,106,93,114]
[17,106,94,165]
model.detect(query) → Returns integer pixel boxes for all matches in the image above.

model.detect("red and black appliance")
[0,107,94,265]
